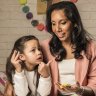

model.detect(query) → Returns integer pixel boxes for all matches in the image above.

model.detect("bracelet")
[80,87,85,95]
[76,86,85,95]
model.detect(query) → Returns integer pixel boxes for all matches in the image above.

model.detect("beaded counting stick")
[18,0,45,31]
[18,0,78,31]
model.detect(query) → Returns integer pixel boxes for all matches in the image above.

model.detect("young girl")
[5,35,52,96]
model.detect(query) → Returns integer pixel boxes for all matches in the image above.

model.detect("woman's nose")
[55,25,62,32]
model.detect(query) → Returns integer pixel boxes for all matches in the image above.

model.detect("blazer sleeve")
[87,41,96,96]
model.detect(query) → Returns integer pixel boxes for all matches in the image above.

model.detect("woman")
[41,1,96,96]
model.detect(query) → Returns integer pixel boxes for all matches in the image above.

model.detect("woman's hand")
[38,60,52,78]
[11,50,22,72]
[56,82,80,94]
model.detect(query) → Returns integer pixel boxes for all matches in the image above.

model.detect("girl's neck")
[25,63,36,71]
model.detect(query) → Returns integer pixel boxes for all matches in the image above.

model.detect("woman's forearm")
[77,86,95,96]
[83,86,95,96]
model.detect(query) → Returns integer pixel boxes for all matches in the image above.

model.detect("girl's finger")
[11,50,17,60]
[14,51,20,61]
[46,60,53,66]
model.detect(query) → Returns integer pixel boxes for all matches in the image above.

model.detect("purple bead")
[26,12,33,19]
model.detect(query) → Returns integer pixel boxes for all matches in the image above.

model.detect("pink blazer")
[41,39,96,96]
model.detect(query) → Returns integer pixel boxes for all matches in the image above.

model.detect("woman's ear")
[19,54,25,61]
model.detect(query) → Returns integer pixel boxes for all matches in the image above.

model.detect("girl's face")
[51,10,72,43]
[22,40,43,66]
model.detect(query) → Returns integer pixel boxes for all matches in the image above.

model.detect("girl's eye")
[31,49,35,52]
[38,47,41,51]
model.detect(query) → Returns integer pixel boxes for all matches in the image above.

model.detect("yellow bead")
[19,0,27,5]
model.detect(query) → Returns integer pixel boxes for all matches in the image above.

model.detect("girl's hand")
[38,60,52,78]
[11,50,22,72]
[4,81,15,96]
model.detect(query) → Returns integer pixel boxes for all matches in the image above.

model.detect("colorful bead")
[19,0,27,5]
[37,23,45,31]
[26,12,33,19]
[31,20,39,27]
[22,6,30,13]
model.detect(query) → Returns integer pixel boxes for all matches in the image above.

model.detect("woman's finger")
[76,81,80,87]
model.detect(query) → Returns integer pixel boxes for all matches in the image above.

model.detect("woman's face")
[51,10,72,43]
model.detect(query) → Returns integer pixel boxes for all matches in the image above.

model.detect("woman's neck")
[62,41,74,59]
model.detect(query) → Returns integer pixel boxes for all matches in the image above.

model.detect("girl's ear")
[19,54,25,61]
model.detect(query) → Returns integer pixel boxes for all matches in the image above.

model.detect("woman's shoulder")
[87,40,96,57]
[41,38,51,43]
[89,40,96,50]
[40,38,51,47]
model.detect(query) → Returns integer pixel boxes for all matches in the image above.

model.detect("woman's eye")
[52,22,55,26]
[61,21,67,25]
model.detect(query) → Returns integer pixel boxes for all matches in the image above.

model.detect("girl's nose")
[37,49,42,55]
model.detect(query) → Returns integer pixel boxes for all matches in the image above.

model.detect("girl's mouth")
[37,56,43,61]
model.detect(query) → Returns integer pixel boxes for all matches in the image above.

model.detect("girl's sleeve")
[13,70,29,96]
[37,76,52,96]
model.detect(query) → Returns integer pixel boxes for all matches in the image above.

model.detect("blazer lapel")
[75,52,90,85]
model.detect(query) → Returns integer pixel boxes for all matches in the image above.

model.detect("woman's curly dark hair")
[46,1,92,61]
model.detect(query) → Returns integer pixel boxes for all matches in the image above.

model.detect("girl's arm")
[37,61,52,96]
[13,70,29,96]
[37,76,52,96]
[10,51,29,96]
[4,81,15,96]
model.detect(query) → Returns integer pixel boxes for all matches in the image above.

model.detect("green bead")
[31,20,39,27]
[22,6,30,13]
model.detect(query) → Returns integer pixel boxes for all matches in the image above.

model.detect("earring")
[74,24,77,27]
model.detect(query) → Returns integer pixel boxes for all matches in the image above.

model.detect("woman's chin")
[59,37,66,41]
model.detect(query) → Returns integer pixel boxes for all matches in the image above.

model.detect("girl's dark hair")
[6,35,38,84]
[46,1,92,61]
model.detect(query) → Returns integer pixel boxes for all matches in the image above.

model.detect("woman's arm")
[76,86,95,96]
